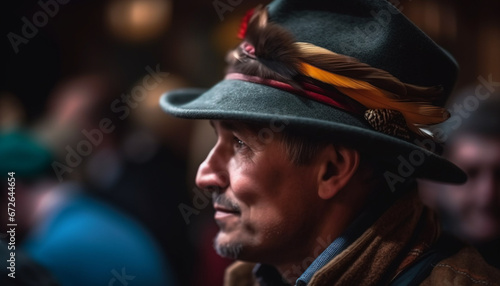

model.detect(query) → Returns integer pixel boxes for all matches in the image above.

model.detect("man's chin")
[214,234,244,259]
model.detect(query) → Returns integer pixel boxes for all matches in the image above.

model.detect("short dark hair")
[280,130,329,165]
[278,127,394,192]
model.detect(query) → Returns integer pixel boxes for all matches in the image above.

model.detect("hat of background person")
[160,0,466,184]
[0,130,53,179]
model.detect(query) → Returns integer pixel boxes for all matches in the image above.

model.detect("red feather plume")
[237,8,255,39]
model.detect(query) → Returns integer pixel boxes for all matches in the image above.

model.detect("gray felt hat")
[160,0,466,184]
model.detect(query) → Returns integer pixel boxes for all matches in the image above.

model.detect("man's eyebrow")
[211,120,247,133]
[219,121,241,132]
[208,120,242,136]
[210,120,263,136]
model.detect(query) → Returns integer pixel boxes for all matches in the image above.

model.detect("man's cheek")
[231,176,265,205]
[245,203,281,229]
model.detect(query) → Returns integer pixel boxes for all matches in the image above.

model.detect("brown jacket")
[224,191,500,286]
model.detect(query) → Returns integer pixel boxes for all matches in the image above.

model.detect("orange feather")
[294,42,443,101]
[298,62,449,135]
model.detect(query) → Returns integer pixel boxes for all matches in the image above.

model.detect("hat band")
[225,73,365,116]
[225,72,415,140]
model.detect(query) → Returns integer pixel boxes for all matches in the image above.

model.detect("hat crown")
[266,0,458,104]
[158,0,467,184]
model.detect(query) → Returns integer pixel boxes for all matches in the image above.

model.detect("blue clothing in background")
[22,193,175,286]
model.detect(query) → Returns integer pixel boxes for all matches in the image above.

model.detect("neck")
[275,181,378,284]
[277,200,370,283]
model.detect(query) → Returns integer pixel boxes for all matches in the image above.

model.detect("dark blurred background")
[1,0,499,285]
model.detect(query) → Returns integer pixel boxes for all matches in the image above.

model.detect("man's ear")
[317,145,360,200]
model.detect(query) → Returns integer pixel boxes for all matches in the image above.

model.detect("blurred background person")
[0,91,177,286]
[421,89,500,268]
[81,73,198,285]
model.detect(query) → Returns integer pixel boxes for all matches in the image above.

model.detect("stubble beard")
[213,233,243,259]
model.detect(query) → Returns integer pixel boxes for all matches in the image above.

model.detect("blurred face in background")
[441,133,500,243]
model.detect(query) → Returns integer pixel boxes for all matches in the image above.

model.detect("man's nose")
[195,145,230,193]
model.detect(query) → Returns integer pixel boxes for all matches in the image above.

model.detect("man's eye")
[233,137,247,150]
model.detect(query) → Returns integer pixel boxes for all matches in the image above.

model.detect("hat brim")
[160,79,466,184]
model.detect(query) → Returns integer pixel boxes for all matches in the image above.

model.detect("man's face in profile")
[195,120,324,264]
[442,134,500,242]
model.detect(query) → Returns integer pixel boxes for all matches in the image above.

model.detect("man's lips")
[214,204,241,219]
